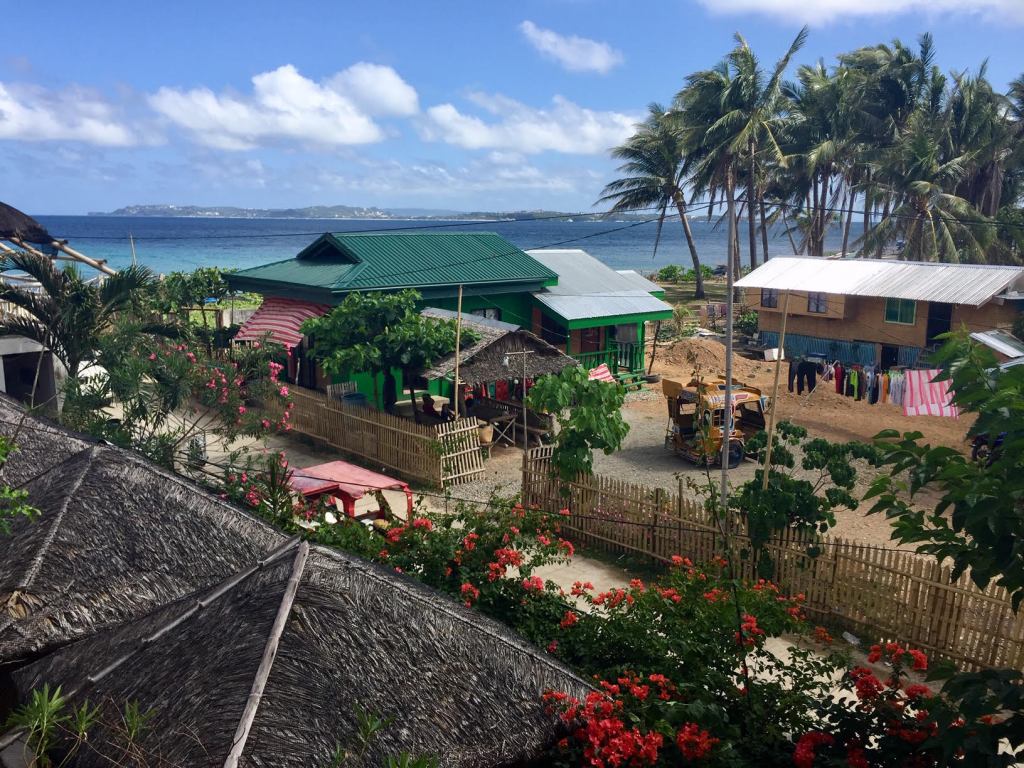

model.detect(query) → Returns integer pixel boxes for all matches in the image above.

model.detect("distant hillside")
[88,204,649,222]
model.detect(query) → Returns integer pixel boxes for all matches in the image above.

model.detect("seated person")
[421,393,439,417]
[464,394,475,414]
[440,402,455,421]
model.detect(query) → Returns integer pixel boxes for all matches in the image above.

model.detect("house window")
[807,292,827,314]
[471,307,501,321]
[761,289,779,308]
[540,313,567,346]
[884,298,916,325]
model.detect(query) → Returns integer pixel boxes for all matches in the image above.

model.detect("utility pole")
[453,284,463,417]
[504,347,535,449]
[720,170,736,513]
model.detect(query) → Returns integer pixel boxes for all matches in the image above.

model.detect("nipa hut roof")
[0,202,53,245]
[0,400,287,664]
[421,308,578,383]
[12,541,589,767]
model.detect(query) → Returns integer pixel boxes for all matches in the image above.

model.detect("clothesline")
[787,358,957,419]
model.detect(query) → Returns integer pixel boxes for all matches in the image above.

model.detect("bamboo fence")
[522,446,1024,671]
[283,386,485,488]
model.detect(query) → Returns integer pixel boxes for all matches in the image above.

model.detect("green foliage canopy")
[867,332,1024,607]
[525,365,630,480]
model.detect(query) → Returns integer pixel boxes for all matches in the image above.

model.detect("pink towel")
[588,364,616,383]
[903,369,958,418]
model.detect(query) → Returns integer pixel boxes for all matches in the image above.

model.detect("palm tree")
[859,113,994,262]
[598,104,706,298]
[0,252,157,381]
[678,28,808,272]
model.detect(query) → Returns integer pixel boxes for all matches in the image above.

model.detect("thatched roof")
[421,308,577,383]
[0,404,287,664]
[12,542,589,767]
[0,396,94,487]
[0,202,52,245]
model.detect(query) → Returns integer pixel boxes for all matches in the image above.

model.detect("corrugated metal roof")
[228,232,556,296]
[615,269,663,293]
[528,249,673,322]
[734,257,1024,307]
[970,329,1024,359]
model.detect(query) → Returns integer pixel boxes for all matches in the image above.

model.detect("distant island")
[87,203,646,222]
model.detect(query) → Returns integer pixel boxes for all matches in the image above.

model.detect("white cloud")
[148,63,418,150]
[0,82,137,146]
[327,62,419,116]
[422,93,639,154]
[695,0,1024,24]
[519,21,624,73]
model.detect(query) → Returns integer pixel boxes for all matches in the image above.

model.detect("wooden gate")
[437,418,486,486]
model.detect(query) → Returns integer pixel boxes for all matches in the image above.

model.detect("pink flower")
[261,419,271,429]
[522,575,545,592]
[279,385,290,397]
[148,353,157,361]
[238,405,247,415]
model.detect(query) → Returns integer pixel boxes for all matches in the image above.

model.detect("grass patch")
[659,280,729,309]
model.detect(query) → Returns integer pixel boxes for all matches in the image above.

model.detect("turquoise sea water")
[34,215,846,276]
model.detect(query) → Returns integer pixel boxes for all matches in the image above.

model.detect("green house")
[229,232,671,404]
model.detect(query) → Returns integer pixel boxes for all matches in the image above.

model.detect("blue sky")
[2,0,1021,214]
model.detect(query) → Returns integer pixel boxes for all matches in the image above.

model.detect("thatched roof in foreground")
[13,542,589,767]
[0,202,52,245]
[421,308,578,383]
[0,395,94,486]
[0,425,287,664]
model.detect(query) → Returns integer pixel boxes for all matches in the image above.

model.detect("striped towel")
[588,363,616,383]
[903,369,958,418]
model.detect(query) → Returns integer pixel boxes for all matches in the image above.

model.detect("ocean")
[34,215,847,276]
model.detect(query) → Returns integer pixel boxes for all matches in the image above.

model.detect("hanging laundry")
[787,358,797,393]
[834,362,844,394]
[903,369,958,418]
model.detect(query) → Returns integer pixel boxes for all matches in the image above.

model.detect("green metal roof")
[227,232,557,300]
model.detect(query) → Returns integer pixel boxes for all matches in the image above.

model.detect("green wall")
[426,292,534,329]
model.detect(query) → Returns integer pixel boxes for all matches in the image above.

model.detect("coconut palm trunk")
[671,191,705,298]
[747,142,759,268]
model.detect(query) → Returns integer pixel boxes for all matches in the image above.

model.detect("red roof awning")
[234,297,330,349]
[289,461,410,501]
[289,460,414,519]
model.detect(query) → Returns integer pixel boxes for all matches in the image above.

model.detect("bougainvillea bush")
[215,472,1021,767]
[64,331,292,467]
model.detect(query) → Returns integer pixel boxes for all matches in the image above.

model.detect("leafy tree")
[0,251,160,382]
[734,421,877,576]
[656,264,683,284]
[867,332,1024,607]
[525,365,629,480]
[300,290,476,411]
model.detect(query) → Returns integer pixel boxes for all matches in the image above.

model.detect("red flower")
[571,580,595,596]
[813,626,833,644]
[793,732,834,768]
[904,683,931,700]
[849,667,884,700]
[560,610,579,629]
[558,507,570,516]
[908,648,928,671]
[629,578,646,592]
[670,554,692,567]
[676,723,718,761]
[460,582,480,606]
[411,517,433,531]
[547,640,558,654]
[522,575,545,592]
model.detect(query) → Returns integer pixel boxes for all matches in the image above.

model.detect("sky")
[2,0,1022,215]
